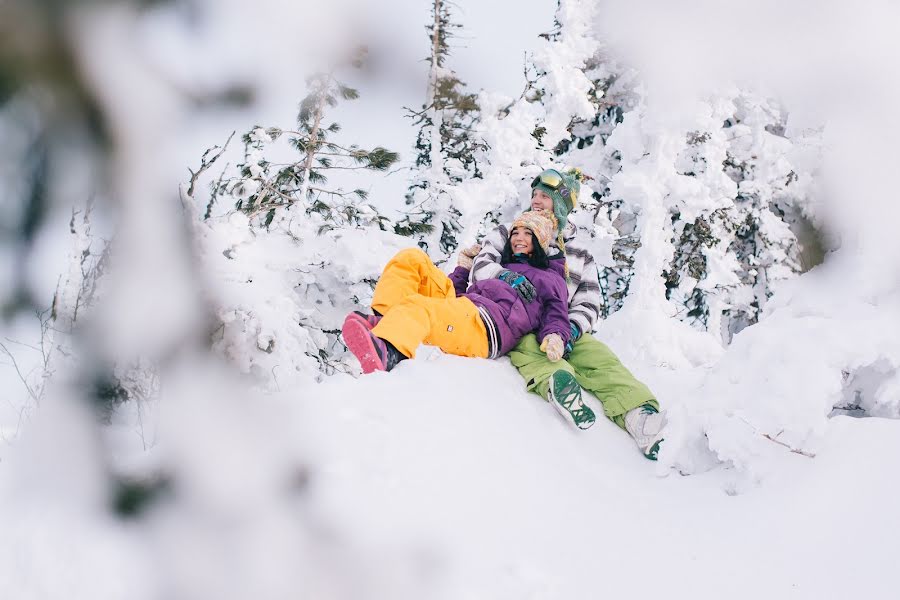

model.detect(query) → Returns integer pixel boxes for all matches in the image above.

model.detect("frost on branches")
[442,0,602,253]
[554,52,821,343]
[193,210,408,388]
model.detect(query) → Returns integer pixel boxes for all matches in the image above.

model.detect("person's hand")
[456,244,482,269]
[540,333,565,362]
[498,270,536,303]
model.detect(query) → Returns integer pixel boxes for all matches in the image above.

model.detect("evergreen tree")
[395,0,482,262]
[549,45,815,343]
[210,49,398,231]
[556,53,642,318]
[455,0,600,259]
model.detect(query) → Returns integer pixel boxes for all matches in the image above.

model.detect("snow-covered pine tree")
[209,49,398,231]
[553,51,642,318]
[660,93,809,342]
[550,43,817,342]
[394,0,482,263]
[452,0,601,254]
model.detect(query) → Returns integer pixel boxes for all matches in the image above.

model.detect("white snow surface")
[3,352,899,599]
[3,0,900,597]
[303,358,900,599]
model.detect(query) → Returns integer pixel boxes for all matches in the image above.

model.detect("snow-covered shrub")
[194,209,409,388]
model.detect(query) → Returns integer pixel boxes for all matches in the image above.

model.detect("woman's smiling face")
[510,226,535,255]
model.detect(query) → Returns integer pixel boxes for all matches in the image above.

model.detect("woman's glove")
[540,333,565,362]
[457,244,482,270]
[498,270,537,303]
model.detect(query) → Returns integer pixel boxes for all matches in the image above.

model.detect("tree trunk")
[297,77,329,203]
[426,0,444,176]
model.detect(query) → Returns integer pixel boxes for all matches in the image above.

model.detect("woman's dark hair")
[500,230,550,269]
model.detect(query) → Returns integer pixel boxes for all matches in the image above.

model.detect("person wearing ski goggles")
[466,166,666,460]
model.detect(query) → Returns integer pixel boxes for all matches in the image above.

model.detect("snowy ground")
[298,354,900,599]
[2,344,899,599]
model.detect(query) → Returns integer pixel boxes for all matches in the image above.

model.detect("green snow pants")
[509,333,657,430]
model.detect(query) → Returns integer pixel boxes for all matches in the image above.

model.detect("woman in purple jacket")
[342,210,570,374]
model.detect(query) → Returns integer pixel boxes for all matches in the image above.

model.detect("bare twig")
[135,395,148,451]
[307,186,363,198]
[270,365,281,392]
[762,433,816,458]
[736,415,816,459]
[187,131,235,198]
[0,341,39,403]
[207,160,232,220]
[2,337,42,353]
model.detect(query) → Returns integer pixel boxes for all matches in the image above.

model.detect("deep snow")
[5,343,896,599]
[296,353,900,599]
[3,0,900,598]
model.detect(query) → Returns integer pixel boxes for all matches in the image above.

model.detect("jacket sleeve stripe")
[471,225,508,282]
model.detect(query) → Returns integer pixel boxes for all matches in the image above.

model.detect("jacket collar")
[548,256,567,278]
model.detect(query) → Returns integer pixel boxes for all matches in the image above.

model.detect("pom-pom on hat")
[530,167,584,231]
[510,209,558,254]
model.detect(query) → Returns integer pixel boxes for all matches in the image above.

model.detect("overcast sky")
[346,0,556,208]
[177,0,558,214]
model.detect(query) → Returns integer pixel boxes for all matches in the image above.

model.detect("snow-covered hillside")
[2,0,900,598]
[3,351,899,599]
[304,356,900,599]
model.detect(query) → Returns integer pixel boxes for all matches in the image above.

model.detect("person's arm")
[566,245,601,337]
[448,266,469,296]
[448,244,482,296]
[538,275,571,346]
[470,225,509,283]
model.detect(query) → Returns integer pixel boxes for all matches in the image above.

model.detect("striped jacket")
[470,220,601,336]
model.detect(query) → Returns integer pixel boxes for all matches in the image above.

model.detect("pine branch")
[308,186,366,199]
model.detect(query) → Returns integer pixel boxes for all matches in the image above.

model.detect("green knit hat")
[530,167,582,231]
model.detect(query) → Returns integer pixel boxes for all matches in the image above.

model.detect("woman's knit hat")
[530,167,584,232]
[510,210,558,254]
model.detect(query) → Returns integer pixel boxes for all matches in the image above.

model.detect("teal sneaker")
[624,403,666,460]
[548,370,596,430]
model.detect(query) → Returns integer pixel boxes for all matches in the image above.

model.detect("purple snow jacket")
[448,257,570,358]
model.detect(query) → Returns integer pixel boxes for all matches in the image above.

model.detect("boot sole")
[644,439,662,461]
[345,311,379,331]
[549,372,595,430]
[626,408,667,459]
[342,319,386,374]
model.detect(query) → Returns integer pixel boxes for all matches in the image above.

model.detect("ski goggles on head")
[531,169,564,190]
[532,168,576,209]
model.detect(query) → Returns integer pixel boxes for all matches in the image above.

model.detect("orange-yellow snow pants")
[371,248,489,359]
